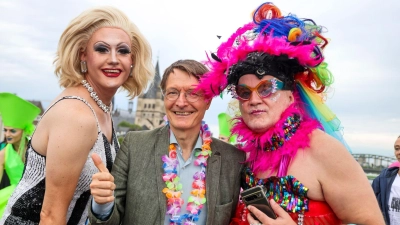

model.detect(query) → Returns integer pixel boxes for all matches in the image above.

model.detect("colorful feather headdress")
[197,2,351,151]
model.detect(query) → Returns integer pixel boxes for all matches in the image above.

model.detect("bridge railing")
[352,154,396,173]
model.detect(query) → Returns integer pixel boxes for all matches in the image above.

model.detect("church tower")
[134,60,165,130]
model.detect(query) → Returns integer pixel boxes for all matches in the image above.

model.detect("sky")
[1,0,399,157]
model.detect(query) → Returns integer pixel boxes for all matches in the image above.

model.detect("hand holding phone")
[240,185,277,219]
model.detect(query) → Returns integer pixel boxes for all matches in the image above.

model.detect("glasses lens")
[236,85,252,100]
[165,89,179,101]
[257,80,273,98]
[164,89,201,102]
[186,90,200,102]
[235,80,275,100]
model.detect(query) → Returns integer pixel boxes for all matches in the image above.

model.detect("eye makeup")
[117,46,131,55]
[93,42,131,55]
[94,43,109,53]
[3,128,17,134]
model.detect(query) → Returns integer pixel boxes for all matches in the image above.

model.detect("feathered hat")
[197,2,350,151]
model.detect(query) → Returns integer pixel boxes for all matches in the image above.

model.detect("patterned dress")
[0,96,119,225]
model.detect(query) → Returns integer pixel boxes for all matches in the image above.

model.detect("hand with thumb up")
[90,153,116,204]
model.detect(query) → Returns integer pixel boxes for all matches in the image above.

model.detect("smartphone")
[240,185,277,219]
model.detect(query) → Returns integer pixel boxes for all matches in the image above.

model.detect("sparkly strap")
[37,96,101,134]
[277,155,290,177]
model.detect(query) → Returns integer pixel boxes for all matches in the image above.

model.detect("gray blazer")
[89,125,245,225]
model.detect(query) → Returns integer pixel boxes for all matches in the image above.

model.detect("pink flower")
[202,131,211,140]
[192,180,205,189]
[169,150,177,159]
[163,173,177,182]
[186,202,200,214]
[194,155,207,166]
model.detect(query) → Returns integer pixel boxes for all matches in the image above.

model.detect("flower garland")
[162,121,212,225]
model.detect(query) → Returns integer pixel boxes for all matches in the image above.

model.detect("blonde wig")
[54,6,154,98]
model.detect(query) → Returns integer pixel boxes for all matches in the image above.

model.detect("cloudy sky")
[1,0,399,157]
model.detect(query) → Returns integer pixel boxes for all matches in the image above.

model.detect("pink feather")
[232,103,321,174]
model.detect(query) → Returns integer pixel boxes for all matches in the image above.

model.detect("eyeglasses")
[233,78,283,101]
[163,88,202,103]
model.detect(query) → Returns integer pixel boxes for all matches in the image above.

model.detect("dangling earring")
[129,64,134,77]
[80,61,88,73]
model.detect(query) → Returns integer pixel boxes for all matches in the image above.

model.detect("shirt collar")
[169,129,203,150]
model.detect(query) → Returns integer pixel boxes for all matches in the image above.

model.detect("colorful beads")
[262,114,302,151]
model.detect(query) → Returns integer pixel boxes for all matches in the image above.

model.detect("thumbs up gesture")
[90,153,116,204]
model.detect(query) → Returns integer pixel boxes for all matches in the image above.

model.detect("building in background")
[112,100,136,135]
[135,60,165,130]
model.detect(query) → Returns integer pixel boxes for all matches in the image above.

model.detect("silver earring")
[80,61,88,73]
[129,64,134,77]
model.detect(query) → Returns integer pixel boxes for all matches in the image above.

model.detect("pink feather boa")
[232,104,321,175]
[198,23,322,100]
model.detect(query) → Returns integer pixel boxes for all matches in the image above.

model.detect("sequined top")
[237,166,341,225]
[242,166,309,213]
[0,96,119,225]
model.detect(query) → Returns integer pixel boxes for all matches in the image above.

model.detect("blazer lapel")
[154,126,169,225]
[206,141,221,225]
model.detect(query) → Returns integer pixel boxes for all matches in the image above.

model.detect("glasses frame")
[163,88,202,103]
[232,78,284,101]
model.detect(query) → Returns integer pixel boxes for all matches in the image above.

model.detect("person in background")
[0,136,10,190]
[373,135,400,224]
[89,59,245,225]
[0,6,153,225]
[218,112,236,144]
[0,93,41,217]
[197,2,383,225]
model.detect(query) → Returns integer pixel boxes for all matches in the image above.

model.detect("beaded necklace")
[162,121,212,225]
[81,80,112,113]
[261,114,301,151]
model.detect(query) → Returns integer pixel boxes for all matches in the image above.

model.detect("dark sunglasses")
[233,78,283,101]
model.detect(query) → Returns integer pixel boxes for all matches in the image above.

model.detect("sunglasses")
[233,78,283,101]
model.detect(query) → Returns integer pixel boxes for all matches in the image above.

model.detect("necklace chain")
[81,80,112,113]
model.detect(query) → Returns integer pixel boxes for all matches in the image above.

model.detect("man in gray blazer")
[89,59,245,225]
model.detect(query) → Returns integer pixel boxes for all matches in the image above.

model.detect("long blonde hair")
[54,6,154,98]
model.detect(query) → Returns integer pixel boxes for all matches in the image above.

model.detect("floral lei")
[162,121,212,225]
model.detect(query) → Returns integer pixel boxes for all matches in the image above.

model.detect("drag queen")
[197,3,383,225]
